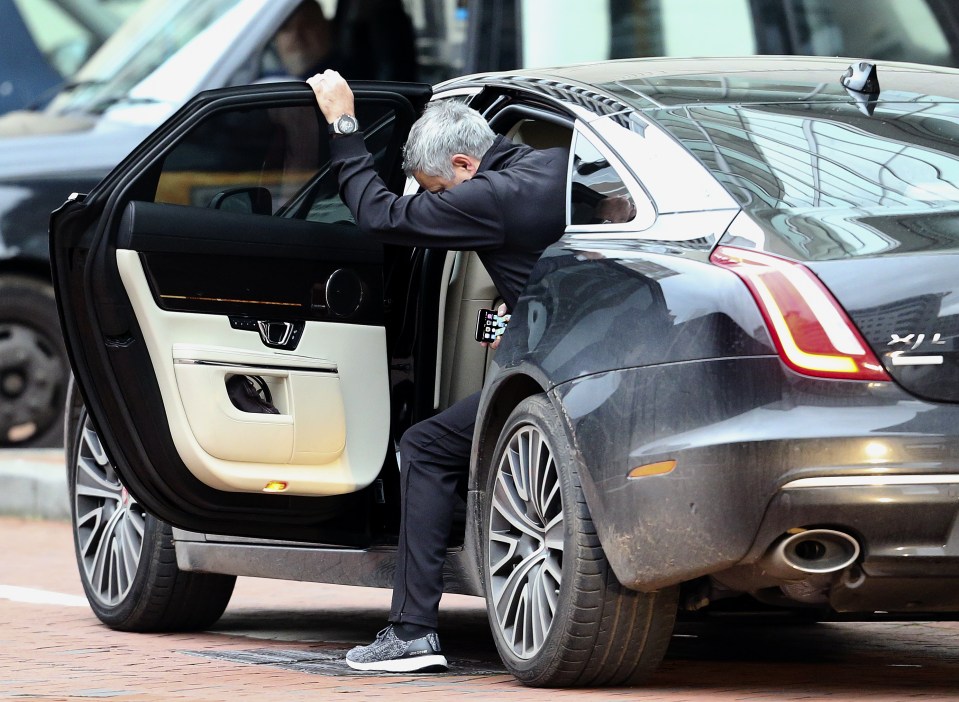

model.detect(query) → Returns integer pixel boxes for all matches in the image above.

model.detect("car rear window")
[649,100,959,214]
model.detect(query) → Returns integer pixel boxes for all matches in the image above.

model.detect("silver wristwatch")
[329,113,359,136]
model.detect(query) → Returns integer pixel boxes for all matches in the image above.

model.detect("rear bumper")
[752,474,959,574]
[737,475,959,612]
[551,356,959,602]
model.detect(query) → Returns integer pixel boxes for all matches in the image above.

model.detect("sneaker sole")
[346,654,448,673]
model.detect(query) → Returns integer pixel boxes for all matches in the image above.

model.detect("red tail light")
[710,245,889,382]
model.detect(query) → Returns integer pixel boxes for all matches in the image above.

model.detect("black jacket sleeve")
[329,133,506,251]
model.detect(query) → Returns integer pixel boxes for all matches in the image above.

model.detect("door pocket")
[173,359,347,466]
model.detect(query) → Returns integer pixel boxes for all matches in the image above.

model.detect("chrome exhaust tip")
[760,528,861,579]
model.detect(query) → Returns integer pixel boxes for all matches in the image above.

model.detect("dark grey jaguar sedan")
[53,55,959,687]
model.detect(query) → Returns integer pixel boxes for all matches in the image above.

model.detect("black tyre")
[482,394,678,687]
[0,275,68,447]
[69,406,236,631]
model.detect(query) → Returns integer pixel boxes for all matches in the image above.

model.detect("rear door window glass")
[154,98,401,223]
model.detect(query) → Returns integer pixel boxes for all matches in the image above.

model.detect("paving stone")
[6,518,959,700]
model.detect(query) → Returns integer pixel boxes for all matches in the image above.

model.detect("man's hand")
[306,70,355,125]
[480,303,510,351]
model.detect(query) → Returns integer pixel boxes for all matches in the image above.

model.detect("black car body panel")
[550,361,959,593]
[810,255,959,404]
[0,126,151,270]
[491,240,773,388]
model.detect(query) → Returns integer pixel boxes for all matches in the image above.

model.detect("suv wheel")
[69,406,236,631]
[482,395,678,687]
[0,275,67,447]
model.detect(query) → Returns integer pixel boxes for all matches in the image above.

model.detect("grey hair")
[402,100,495,179]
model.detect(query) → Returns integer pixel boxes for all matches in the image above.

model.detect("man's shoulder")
[494,145,568,183]
[507,139,568,161]
[489,138,566,167]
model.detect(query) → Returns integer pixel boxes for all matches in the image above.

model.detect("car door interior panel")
[114,197,390,497]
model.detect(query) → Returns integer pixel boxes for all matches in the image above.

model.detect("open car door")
[51,81,432,541]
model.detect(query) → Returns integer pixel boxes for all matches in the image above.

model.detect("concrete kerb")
[0,449,69,520]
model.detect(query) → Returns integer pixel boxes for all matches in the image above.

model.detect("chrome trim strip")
[783,474,959,489]
[890,354,944,366]
[159,294,299,307]
[174,359,337,374]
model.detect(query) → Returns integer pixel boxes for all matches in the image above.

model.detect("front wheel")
[482,394,678,687]
[69,406,236,631]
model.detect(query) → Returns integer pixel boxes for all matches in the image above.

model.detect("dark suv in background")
[4,0,959,448]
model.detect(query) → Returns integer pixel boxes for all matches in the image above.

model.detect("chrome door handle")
[256,320,302,350]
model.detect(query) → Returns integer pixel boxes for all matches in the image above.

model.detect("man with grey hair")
[308,69,567,673]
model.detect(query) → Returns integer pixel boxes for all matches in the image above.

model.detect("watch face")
[337,115,358,134]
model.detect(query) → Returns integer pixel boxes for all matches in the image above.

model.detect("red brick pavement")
[3,516,959,701]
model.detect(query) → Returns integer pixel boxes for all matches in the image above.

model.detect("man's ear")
[451,153,479,175]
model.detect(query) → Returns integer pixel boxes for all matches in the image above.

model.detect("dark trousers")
[389,391,481,628]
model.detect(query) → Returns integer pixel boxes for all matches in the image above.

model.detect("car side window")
[569,132,638,226]
[153,98,402,223]
[154,104,326,215]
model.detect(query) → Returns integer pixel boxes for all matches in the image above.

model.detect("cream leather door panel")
[117,249,389,496]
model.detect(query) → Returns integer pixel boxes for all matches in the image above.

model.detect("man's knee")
[399,421,431,462]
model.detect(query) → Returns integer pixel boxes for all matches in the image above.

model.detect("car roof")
[451,56,959,109]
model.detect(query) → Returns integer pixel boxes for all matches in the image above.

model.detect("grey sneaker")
[345,625,448,672]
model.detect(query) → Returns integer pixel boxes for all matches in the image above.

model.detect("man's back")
[330,132,567,307]
[467,136,567,309]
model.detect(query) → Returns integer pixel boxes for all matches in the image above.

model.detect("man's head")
[403,101,496,193]
[274,1,333,78]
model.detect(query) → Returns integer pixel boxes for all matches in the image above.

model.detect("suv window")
[47,0,243,115]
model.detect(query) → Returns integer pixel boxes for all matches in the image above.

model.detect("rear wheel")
[483,394,678,687]
[69,406,236,631]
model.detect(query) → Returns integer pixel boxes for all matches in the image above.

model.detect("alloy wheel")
[487,424,564,659]
[73,415,146,606]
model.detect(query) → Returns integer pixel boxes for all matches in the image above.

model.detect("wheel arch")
[471,370,548,494]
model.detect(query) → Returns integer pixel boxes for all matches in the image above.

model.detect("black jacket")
[329,133,568,309]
